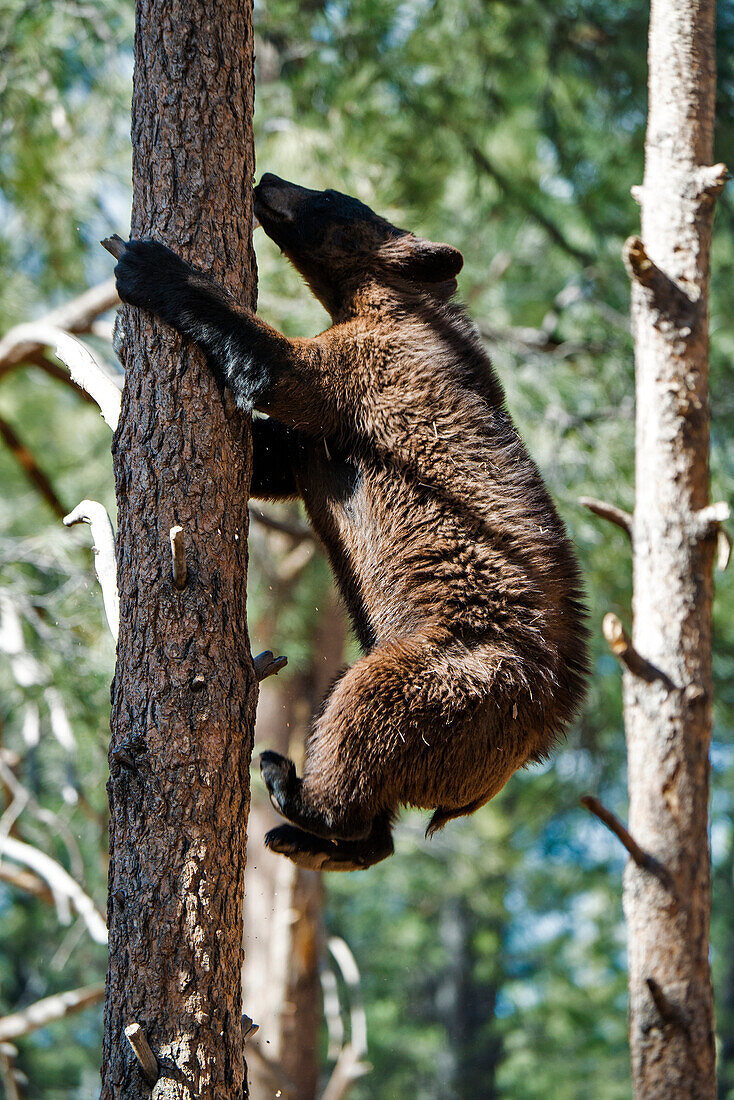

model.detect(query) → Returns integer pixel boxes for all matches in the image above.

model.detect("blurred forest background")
[1,1,734,1097]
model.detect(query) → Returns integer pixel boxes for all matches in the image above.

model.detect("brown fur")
[112,174,589,869]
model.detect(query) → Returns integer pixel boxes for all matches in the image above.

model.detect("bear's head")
[254,174,463,317]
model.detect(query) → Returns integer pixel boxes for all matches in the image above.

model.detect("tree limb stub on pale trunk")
[623,236,699,325]
[578,496,633,538]
[580,796,676,897]
[645,977,690,1036]
[602,612,676,690]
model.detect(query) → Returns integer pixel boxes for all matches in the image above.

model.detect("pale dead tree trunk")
[245,589,346,1100]
[101,1,257,1097]
[621,0,727,1093]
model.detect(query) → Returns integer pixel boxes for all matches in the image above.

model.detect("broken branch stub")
[101,235,127,261]
[64,501,120,641]
[580,795,676,895]
[254,650,288,682]
[124,1022,159,1085]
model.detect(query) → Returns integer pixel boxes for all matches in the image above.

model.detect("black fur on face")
[254,173,463,313]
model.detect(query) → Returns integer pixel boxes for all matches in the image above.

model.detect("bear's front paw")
[113,238,192,317]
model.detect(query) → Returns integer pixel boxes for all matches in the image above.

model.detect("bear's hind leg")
[260,750,373,841]
[260,630,502,845]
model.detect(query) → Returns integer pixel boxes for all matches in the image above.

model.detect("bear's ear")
[381,236,464,284]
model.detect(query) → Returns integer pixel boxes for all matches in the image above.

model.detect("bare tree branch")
[579,497,633,538]
[321,937,371,1100]
[11,326,122,430]
[0,983,105,1042]
[0,415,67,519]
[0,835,107,943]
[580,795,676,894]
[0,278,119,376]
[0,863,54,904]
[0,751,84,880]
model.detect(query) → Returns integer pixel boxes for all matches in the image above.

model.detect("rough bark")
[623,0,724,1094]
[101,1,257,1097]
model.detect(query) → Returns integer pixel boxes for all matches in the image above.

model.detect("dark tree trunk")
[437,897,503,1100]
[101,1,257,1096]
[621,0,725,1094]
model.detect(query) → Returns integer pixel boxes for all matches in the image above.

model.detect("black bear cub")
[111,173,589,871]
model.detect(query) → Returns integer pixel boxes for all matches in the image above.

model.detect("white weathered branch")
[694,500,730,534]
[321,967,345,1060]
[717,528,732,571]
[64,500,119,641]
[0,320,121,428]
[321,937,371,1100]
[0,983,105,1042]
[14,324,123,429]
[327,938,367,1060]
[0,835,107,943]
[0,863,53,903]
[0,278,119,374]
[692,502,731,570]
